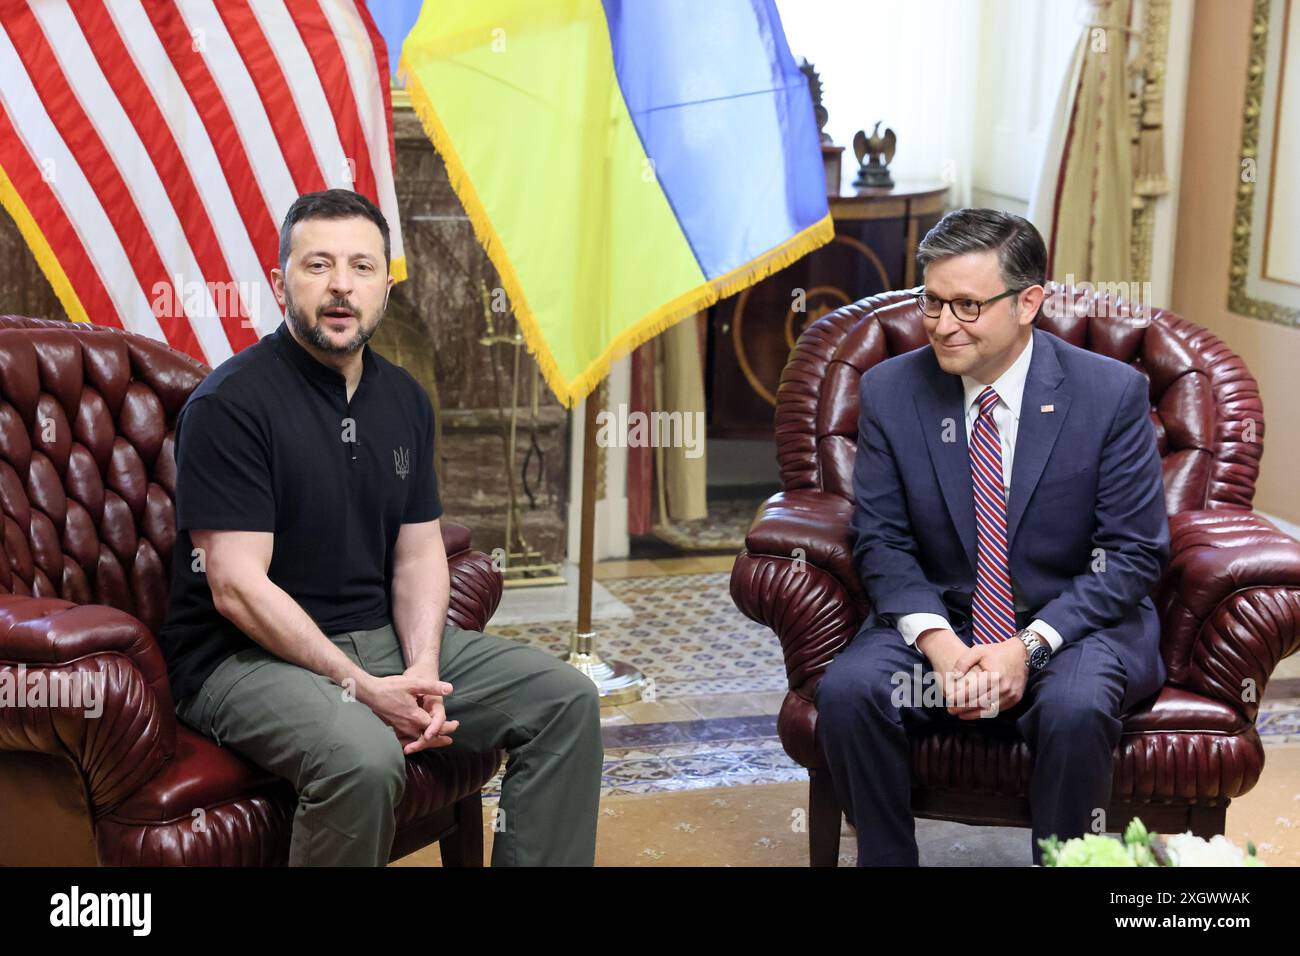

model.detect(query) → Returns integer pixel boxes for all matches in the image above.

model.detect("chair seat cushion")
[98,725,502,864]
[109,725,501,823]
[107,725,285,823]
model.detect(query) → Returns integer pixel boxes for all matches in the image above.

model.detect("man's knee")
[517,654,601,742]
[817,648,900,733]
[1021,693,1122,750]
[550,660,602,728]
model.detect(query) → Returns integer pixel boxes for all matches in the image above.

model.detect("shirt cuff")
[897,613,952,646]
[1028,618,1063,653]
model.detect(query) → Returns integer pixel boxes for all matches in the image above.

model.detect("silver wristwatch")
[1016,628,1051,671]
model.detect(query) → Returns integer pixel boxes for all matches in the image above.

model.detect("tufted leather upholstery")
[0,315,504,866]
[730,286,1300,865]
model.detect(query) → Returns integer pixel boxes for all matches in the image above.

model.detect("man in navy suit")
[816,208,1169,865]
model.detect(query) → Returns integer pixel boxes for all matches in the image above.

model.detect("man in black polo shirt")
[159,189,602,867]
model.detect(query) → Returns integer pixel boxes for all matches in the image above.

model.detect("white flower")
[1163,832,1252,867]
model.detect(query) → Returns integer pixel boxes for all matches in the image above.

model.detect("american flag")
[0,0,405,366]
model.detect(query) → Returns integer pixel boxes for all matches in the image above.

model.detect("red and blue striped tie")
[970,386,1017,644]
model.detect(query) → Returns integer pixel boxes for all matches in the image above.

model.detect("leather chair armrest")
[739,490,867,604]
[0,596,177,814]
[442,522,503,633]
[731,490,868,696]
[1157,509,1300,719]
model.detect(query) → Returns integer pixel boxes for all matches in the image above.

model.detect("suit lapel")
[1004,328,1069,548]
[913,357,978,574]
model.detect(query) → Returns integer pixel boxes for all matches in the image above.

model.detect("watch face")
[1030,644,1050,669]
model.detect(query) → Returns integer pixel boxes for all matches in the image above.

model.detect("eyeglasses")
[916,287,1026,323]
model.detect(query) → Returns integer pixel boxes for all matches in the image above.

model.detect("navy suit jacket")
[850,326,1170,711]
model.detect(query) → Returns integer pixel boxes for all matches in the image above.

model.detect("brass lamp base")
[565,630,645,706]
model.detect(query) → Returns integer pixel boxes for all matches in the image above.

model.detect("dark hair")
[916,208,1046,301]
[277,189,390,271]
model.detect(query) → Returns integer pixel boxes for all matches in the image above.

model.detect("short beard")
[284,289,381,355]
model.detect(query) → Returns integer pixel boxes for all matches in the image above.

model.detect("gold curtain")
[654,314,707,523]
[1030,0,1134,284]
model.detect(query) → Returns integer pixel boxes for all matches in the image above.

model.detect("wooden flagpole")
[564,383,644,705]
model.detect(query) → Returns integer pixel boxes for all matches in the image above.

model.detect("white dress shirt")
[897,333,1064,652]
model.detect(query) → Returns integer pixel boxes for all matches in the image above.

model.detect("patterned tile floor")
[482,557,808,799]
[491,570,788,699]
[1258,698,1300,745]
[482,713,807,800]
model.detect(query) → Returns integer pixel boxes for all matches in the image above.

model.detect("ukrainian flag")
[399,0,833,407]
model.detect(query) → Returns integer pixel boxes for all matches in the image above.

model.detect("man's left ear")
[270,267,286,308]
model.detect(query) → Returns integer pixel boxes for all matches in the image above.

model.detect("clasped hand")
[927,632,1029,719]
[355,667,459,754]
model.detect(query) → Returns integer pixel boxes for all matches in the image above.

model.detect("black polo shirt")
[158,321,442,704]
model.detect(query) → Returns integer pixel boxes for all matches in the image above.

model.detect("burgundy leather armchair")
[731,286,1300,866]
[0,315,504,866]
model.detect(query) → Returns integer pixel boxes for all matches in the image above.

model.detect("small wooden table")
[708,180,948,439]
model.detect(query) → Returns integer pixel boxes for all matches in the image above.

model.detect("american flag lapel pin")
[1040,404,1055,413]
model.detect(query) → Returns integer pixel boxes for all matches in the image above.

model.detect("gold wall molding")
[1229,0,1300,327]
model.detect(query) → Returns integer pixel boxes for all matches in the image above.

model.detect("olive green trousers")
[176,622,603,866]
